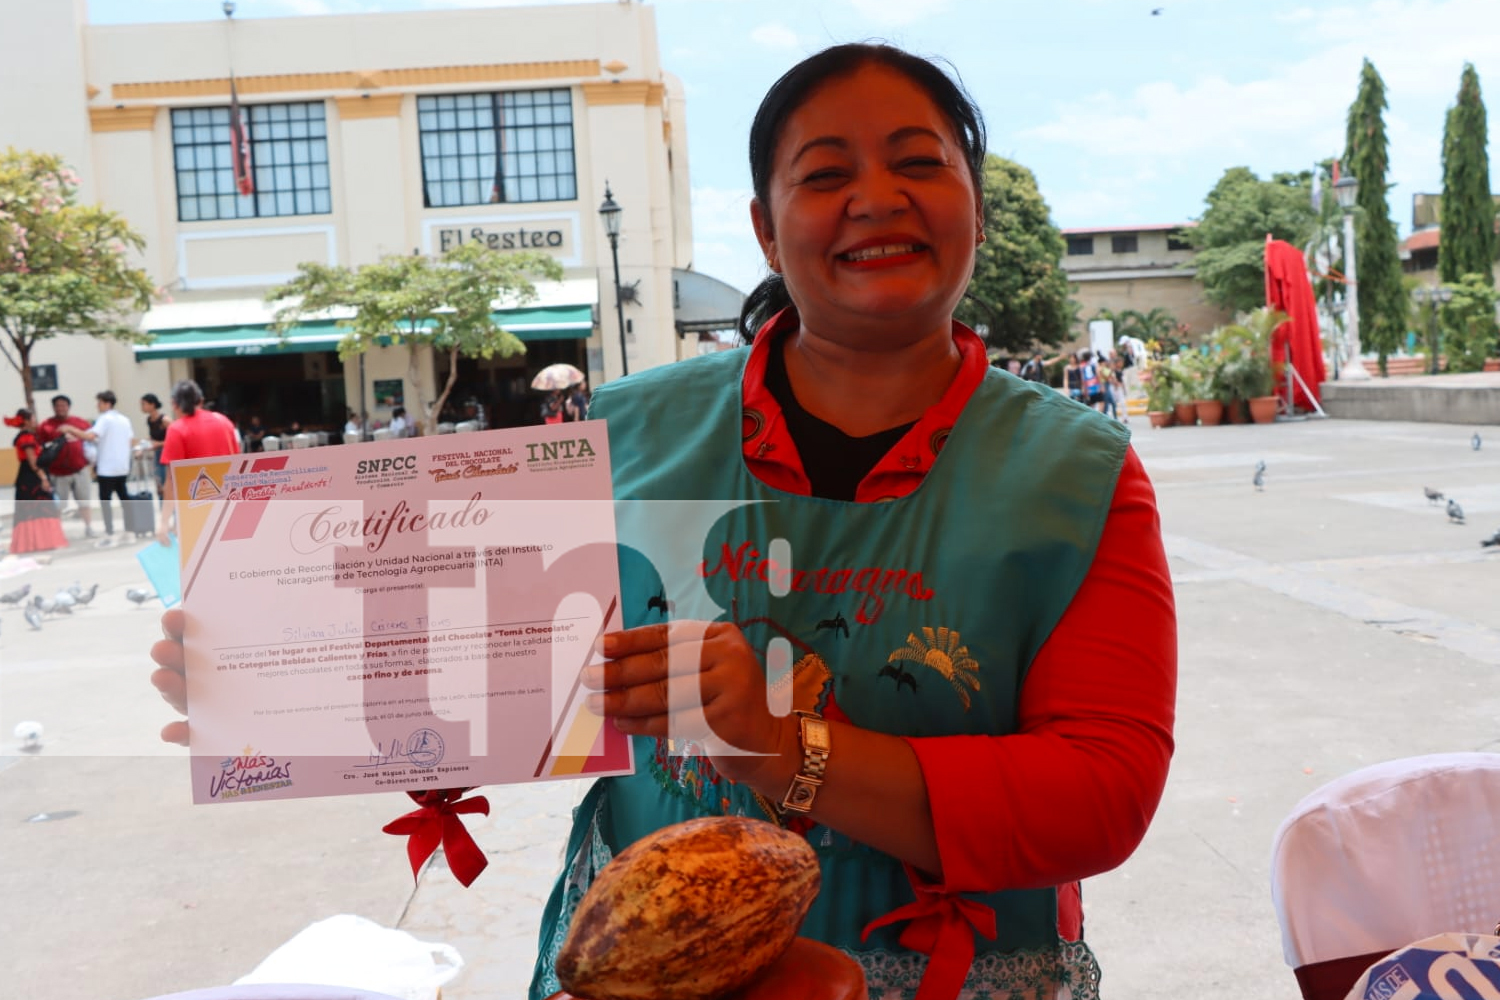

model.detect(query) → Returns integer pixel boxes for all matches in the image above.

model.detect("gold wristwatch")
[779,710,831,814]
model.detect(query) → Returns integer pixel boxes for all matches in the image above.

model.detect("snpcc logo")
[354,454,422,490]
[525,436,597,473]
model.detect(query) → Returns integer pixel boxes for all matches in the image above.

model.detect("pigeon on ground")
[69,583,98,607]
[23,604,43,630]
[1424,486,1445,504]
[51,590,77,612]
[1448,498,1466,524]
[13,721,42,751]
[1474,432,1483,451]
[1483,528,1500,549]
[0,584,30,605]
[125,588,156,607]
[1253,460,1266,491]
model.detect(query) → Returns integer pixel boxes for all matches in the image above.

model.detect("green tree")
[1439,274,1499,371]
[267,242,562,434]
[1438,63,1495,285]
[957,154,1074,352]
[0,149,156,412]
[1189,167,1317,313]
[1343,59,1410,373]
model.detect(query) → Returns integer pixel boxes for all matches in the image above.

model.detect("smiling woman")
[139,40,1180,1000]
[521,42,1178,1000]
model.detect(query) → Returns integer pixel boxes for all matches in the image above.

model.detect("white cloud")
[690,186,763,295]
[750,22,801,50]
[1019,0,1500,227]
[845,0,951,29]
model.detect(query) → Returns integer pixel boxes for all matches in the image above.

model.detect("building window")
[171,103,331,222]
[418,90,577,208]
[1066,236,1094,256]
[1166,230,1193,251]
[1111,234,1139,254]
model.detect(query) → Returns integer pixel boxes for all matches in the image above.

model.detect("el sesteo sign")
[425,215,578,263]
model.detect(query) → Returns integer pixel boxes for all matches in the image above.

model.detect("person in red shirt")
[6,408,68,553]
[154,379,241,546]
[38,394,97,538]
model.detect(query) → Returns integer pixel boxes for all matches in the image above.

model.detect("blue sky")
[89,0,1500,294]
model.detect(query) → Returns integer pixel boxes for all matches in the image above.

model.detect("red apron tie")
[382,787,491,887]
[862,878,998,1000]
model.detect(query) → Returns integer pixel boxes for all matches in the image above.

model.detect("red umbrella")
[1265,238,1327,411]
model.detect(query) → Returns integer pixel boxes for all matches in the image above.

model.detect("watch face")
[802,718,831,752]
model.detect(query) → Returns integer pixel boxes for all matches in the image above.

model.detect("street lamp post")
[1411,285,1454,375]
[1333,175,1370,380]
[598,183,628,379]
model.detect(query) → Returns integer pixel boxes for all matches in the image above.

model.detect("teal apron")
[531,348,1126,1000]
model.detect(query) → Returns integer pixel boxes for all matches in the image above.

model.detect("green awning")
[134,304,594,361]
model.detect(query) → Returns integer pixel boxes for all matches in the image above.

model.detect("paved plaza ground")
[2,414,1498,1000]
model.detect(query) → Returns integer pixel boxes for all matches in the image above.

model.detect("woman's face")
[751,63,982,349]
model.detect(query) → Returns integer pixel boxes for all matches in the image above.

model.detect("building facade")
[1,0,719,439]
[1060,223,1232,343]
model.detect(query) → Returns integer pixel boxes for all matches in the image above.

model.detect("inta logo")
[525,438,596,464]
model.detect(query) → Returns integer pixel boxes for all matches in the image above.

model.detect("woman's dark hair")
[738,43,988,341]
[171,378,204,417]
[141,393,162,409]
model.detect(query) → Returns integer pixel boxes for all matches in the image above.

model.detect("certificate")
[174,423,632,804]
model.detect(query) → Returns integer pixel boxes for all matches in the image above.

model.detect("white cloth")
[90,408,135,476]
[1271,752,1500,970]
[345,420,361,437]
[390,415,409,438]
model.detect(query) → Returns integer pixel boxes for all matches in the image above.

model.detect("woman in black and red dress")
[7,408,68,554]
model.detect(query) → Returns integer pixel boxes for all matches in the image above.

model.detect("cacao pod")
[547,937,868,1000]
[556,816,821,1000]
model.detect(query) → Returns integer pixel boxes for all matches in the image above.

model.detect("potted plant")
[1213,357,1252,423]
[1142,357,1177,427]
[1243,354,1279,423]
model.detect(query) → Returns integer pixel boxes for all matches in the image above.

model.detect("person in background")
[1019,351,1048,383]
[155,379,241,546]
[140,394,171,500]
[343,410,363,439]
[242,415,267,453]
[1110,354,1130,423]
[540,390,565,425]
[389,407,411,438]
[58,390,134,548]
[5,408,67,554]
[461,398,487,430]
[562,383,590,422]
[38,394,97,538]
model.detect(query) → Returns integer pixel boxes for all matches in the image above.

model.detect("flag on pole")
[229,75,254,196]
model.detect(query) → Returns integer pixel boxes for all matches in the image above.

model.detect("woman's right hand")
[149,608,188,746]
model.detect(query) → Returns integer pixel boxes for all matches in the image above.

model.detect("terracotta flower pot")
[1172,402,1198,427]
[1147,410,1174,429]
[1194,399,1225,426]
[1224,398,1248,424]
[1248,395,1278,424]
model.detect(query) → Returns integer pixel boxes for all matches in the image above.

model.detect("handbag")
[35,437,66,469]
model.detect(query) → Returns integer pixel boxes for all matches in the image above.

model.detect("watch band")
[779,710,831,814]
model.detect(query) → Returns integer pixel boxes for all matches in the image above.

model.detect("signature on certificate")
[354,727,446,771]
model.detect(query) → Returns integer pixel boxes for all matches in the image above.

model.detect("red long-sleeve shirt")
[739,318,1177,946]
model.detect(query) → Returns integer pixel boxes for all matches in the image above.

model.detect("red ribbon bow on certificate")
[381,787,491,887]
[861,873,997,1000]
